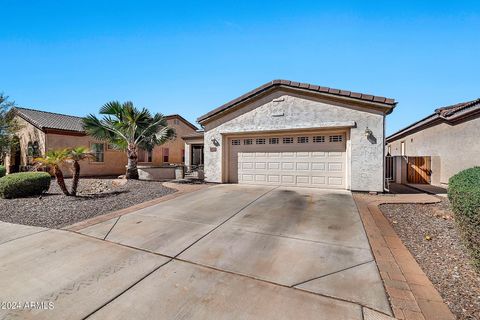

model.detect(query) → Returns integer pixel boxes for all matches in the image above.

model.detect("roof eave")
[198,83,396,125]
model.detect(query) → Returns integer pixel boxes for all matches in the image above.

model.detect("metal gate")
[385,156,395,182]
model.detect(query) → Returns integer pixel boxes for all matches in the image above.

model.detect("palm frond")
[99,101,123,116]
[66,146,94,161]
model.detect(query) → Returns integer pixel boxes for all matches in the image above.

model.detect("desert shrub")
[0,165,5,178]
[448,167,480,270]
[0,172,51,199]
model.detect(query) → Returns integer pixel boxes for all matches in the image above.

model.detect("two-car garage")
[197,80,396,193]
[227,132,347,189]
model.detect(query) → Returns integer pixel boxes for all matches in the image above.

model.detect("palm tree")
[66,147,94,196]
[35,149,70,196]
[83,101,175,179]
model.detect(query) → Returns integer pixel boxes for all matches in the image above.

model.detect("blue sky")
[1,1,479,135]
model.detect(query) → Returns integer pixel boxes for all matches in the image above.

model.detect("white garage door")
[228,133,346,189]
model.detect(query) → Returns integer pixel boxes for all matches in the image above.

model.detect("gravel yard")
[0,178,176,228]
[380,199,480,320]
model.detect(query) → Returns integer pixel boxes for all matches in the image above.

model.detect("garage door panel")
[281,175,295,184]
[328,162,343,172]
[296,176,310,184]
[311,176,326,185]
[231,133,346,189]
[268,162,280,170]
[282,152,295,157]
[255,162,267,169]
[242,162,253,169]
[282,162,295,170]
[268,175,280,183]
[296,152,310,157]
[296,162,309,170]
[255,175,267,182]
[311,163,326,171]
[328,177,344,186]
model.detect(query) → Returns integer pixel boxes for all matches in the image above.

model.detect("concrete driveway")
[0,185,392,320]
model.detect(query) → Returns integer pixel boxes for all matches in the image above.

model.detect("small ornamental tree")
[66,147,94,196]
[35,149,70,196]
[0,93,21,163]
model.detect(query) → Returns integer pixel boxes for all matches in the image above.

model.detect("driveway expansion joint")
[0,228,50,247]
[171,185,279,259]
[173,256,377,312]
[233,227,373,251]
[291,259,375,288]
[81,258,175,320]
[103,216,121,240]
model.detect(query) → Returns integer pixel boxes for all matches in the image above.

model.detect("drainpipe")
[383,113,388,193]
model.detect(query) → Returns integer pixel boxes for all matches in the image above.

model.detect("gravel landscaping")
[380,199,480,320]
[0,178,176,228]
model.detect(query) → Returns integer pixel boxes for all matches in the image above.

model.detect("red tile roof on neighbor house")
[387,98,480,142]
[13,107,198,134]
[435,98,480,118]
[14,107,86,133]
[181,131,204,140]
[197,79,397,123]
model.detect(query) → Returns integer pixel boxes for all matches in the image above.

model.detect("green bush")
[0,172,51,199]
[0,165,5,178]
[448,167,480,270]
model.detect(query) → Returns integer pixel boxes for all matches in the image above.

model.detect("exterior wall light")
[364,127,373,138]
[211,138,220,147]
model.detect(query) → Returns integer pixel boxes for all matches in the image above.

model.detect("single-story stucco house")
[386,98,480,187]
[186,80,396,192]
[5,107,198,177]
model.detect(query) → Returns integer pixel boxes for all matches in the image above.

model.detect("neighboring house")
[5,107,197,177]
[193,80,396,192]
[386,98,480,187]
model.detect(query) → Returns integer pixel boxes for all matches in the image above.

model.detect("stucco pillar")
[184,142,191,167]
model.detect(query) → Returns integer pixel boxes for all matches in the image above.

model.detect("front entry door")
[192,145,204,166]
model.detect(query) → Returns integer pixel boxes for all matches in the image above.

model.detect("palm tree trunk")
[126,146,139,179]
[54,165,70,196]
[70,160,80,196]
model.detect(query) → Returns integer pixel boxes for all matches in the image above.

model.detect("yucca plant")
[83,101,175,179]
[66,147,94,196]
[35,149,70,196]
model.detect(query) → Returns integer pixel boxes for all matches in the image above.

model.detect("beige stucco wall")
[8,115,195,177]
[46,133,127,177]
[387,117,480,185]
[202,90,386,192]
[47,117,196,177]
[5,116,46,172]
[156,118,196,164]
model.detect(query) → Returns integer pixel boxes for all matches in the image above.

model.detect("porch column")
[184,142,192,167]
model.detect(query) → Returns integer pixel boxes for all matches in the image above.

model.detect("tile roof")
[435,98,480,119]
[197,79,397,123]
[14,107,85,133]
[181,131,204,140]
[165,114,198,130]
[387,98,480,142]
[14,107,198,134]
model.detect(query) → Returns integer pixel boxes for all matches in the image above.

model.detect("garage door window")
[244,138,253,145]
[297,136,309,143]
[256,138,266,145]
[269,137,279,144]
[329,135,343,142]
[282,137,294,144]
[231,139,240,145]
